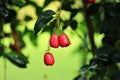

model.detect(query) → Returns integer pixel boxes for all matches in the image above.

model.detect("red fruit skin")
[44,52,55,66]
[86,0,95,3]
[59,34,70,47]
[49,34,59,48]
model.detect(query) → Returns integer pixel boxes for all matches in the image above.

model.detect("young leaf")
[4,51,29,68]
[34,10,56,35]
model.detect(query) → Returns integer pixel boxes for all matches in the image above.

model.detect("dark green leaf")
[87,3,101,16]
[63,21,68,30]
[74,74,81,80]
[95,44,116,61]
[34,10,56,35]
[101,19,120,36]
[97,53,109,61]
[62,0,71,11]
[36,7,42,17]
[9,0,26,7]
[112,51,120,63]
[4,51,29,68]
[110,71,120,80]
[0,46,3,57]
[24,15,32,21]
[42,19,57,33]
[70,20,77,30]
[90,75,101,80]
[90,58,97,65]
[43,0,52,8]
[0,7,9,17]
[80,64,97,72]
[11,19,20,32]
[115,3,120,16]
[80,65,89,71]
[29,31,38,46]
[70,9,79,20]
[5,9,17,23]
[0,1,6,7]
[102,3,117,18]
[95,66,108,77]
[89,65,97,72]
[0,2,8,18]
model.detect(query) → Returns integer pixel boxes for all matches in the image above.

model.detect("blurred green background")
[0,0,104,80]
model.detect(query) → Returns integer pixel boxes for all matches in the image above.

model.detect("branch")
[83,2,96,55]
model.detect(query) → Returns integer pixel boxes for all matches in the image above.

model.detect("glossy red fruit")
[44,52,55,66]
[86,0,95,3]
[59,34,70,47]
[49,34,59,48]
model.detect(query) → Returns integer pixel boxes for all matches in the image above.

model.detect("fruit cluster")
[50,33,70,48]
[44,33,70,66]
[86,0,95,3]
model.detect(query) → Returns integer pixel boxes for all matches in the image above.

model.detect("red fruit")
[44,52,55,66]
[59,34,70,47]
[86,0,95,3]
[49,34,59,48]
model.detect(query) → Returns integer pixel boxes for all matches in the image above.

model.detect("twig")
[54,0,64,32]
[83,2,96,55]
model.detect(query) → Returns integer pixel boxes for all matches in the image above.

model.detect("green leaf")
[0,46,3,57]
[95,44,116,61]
[87,3,101,16]
[80,65,89,71]
[24,15,32,21]
[44,0,52,8]
[102,2,117,18]
[42,19,57,33]
[74,74,81,80]
[0,7,9,17]
[34,10,56,35]
[62,0,71,11]
[5,9,17,23]
[89,65,97,72]
[10,0,26,7]
[115,3,120,17]
[90,75,101,80]
[110,71,120,80]
[70,20,77,30]
[112,51,120,63]
[4,51,29,68]
[101,19,120,36]
[80,64,97,72]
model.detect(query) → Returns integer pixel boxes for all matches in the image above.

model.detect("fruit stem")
[54,0,64,33]
[83,2,96,55]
